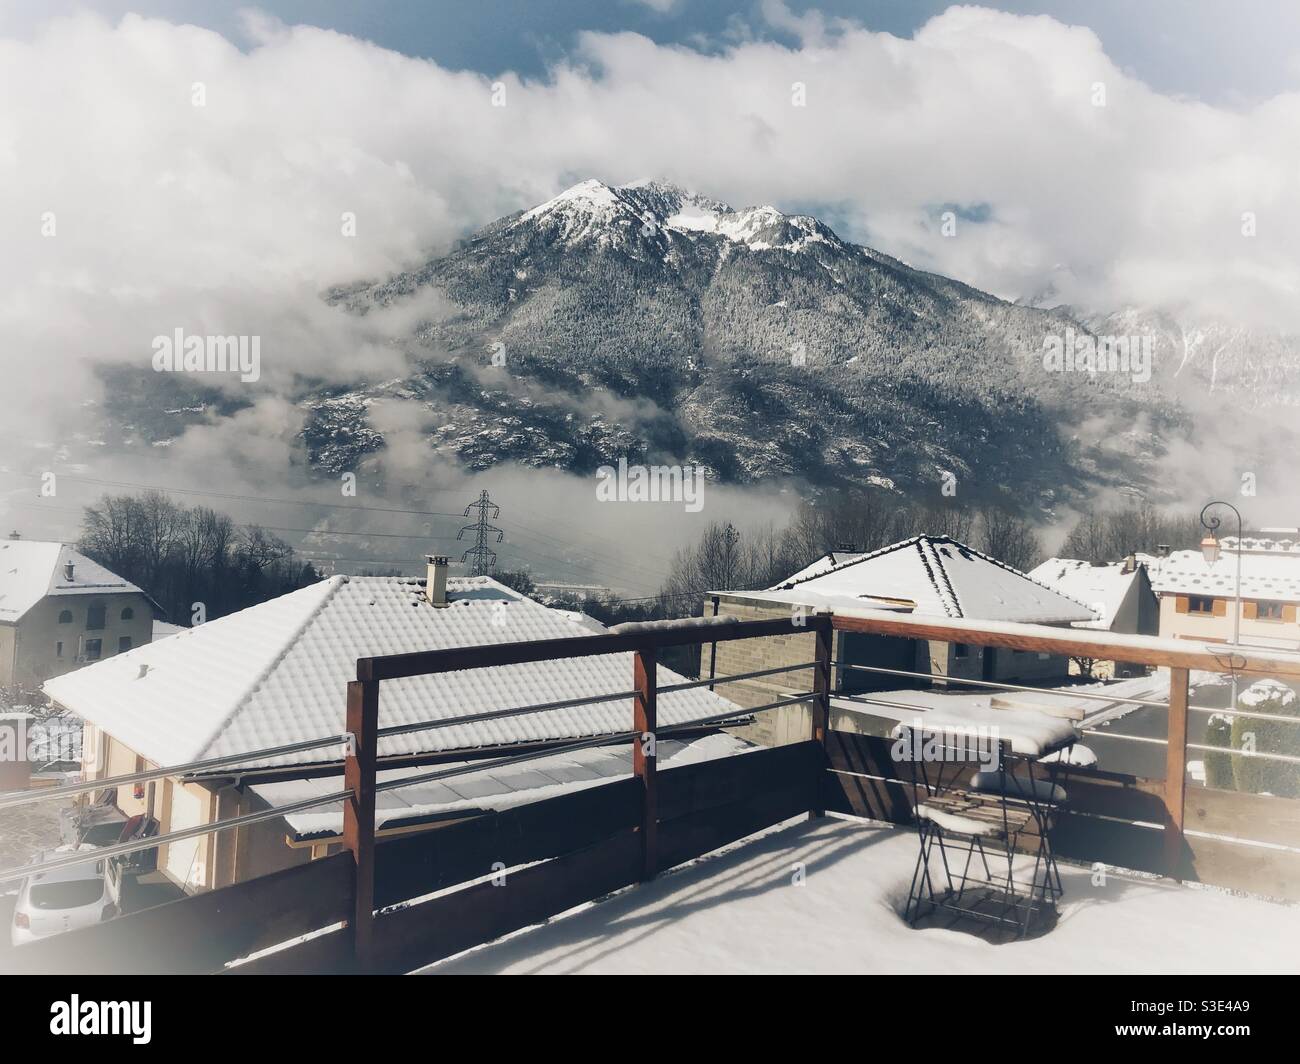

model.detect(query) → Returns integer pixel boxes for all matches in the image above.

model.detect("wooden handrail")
[829,608,1300,678]
[343,605,1298,970]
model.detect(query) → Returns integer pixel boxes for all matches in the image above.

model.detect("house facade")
[1148,536,1300,651]
[0,539,156,691]
[45,560,745,892]
[708,536,1097,746]
[1028,555,1160,677]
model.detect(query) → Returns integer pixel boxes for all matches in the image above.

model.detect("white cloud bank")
[0,4,1296,544]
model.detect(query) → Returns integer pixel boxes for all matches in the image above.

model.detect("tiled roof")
[0,541,145,623]
[44,575,743,770]
[770,536,1095,624]
[1148,544,1300,604]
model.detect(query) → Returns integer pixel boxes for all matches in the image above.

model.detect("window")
[954,643,969,659]
[120,607,134,621]
[1188,596,1215,615]
[85,604,106,630]
[117,636,132,653]
[83,638,102,661]
[55,641,63,658]
[1258,601,1285,621]
[57,609,73,624]
[30,879,104,910]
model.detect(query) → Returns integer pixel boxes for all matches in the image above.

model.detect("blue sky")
[7,0,1299,105]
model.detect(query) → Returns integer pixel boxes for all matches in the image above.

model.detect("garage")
[163,784,207,891]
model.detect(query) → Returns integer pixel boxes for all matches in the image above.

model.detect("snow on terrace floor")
[424,818,1300,975]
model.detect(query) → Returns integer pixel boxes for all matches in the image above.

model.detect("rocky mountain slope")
[98,179,1297,512]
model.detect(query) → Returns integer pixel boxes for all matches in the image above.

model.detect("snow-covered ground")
[424,817,1300,975]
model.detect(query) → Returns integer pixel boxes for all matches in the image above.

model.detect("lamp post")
[1199,500,1243,708]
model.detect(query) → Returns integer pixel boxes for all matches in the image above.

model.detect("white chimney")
[63,560,75,581]
[426,554,449,607]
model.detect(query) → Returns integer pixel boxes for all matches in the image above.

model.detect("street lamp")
[1199,533,1221,565]
[1200,500,1244,708]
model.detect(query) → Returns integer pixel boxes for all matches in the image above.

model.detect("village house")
[1028,554,1160,677]
[1147,535,1300,651]
[42,557,747,893]
[0,538,157,691]
[704,535,1096,746]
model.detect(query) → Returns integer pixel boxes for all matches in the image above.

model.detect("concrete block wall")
[707,597,820,748]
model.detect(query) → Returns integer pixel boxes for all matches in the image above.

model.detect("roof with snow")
[766,536,1095,624]
[1028,558,1145,630]
[0,540,148,624]
[43,575,744,771]
[1148,538,1300,604]
[778,551,869,585]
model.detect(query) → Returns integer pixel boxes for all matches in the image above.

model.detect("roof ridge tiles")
[776,534,927,590]
[916,537,962,617]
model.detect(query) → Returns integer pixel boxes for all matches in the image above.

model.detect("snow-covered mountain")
[99,178,1300,510]
[316,178,1188,508]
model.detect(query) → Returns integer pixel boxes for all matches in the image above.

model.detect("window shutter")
[1243,601,1258,620]
[1175,596,1189,614]
[1212,598,1227,617]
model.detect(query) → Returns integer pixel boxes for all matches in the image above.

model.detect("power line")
[2,463,691,564]
[2,473,677,589]
[0,470,465,519]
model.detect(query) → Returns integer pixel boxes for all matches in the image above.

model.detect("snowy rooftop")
[0,540,146,623]
[426,817,1300,974]
[768,537,1095,625]
[1028,558,1144,630]
[1148,541,1300,603]
[43,575,743,770]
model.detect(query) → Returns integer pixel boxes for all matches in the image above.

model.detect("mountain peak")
[514,178,842,254]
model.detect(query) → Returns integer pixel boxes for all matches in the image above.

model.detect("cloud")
[2,5,1298,553]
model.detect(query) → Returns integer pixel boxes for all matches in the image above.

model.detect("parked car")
[10,851,117,946]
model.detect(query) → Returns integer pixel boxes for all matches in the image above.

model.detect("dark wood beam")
[343,679,379,972]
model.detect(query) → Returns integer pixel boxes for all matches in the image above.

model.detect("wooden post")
[1163,666,1190,880]
[343,678,380,971]
[809,617,832,818]
[633,649,657,881]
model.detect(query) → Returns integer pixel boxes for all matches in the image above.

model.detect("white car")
[10,852,117,946]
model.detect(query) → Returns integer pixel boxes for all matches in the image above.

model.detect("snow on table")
[836,692,1075,757]
[423,818,1300,975]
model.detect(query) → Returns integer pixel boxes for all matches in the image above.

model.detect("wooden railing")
[5,607,1299,974]
[1,616,831,974]
[827,608,1300,897]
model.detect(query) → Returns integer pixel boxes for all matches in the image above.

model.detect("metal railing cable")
[0,732,354,812]
[0,675,817,883]
[374,692,816,796]
[0,661,819,811]
[0,787,354,886]
[833,661,1300,723]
